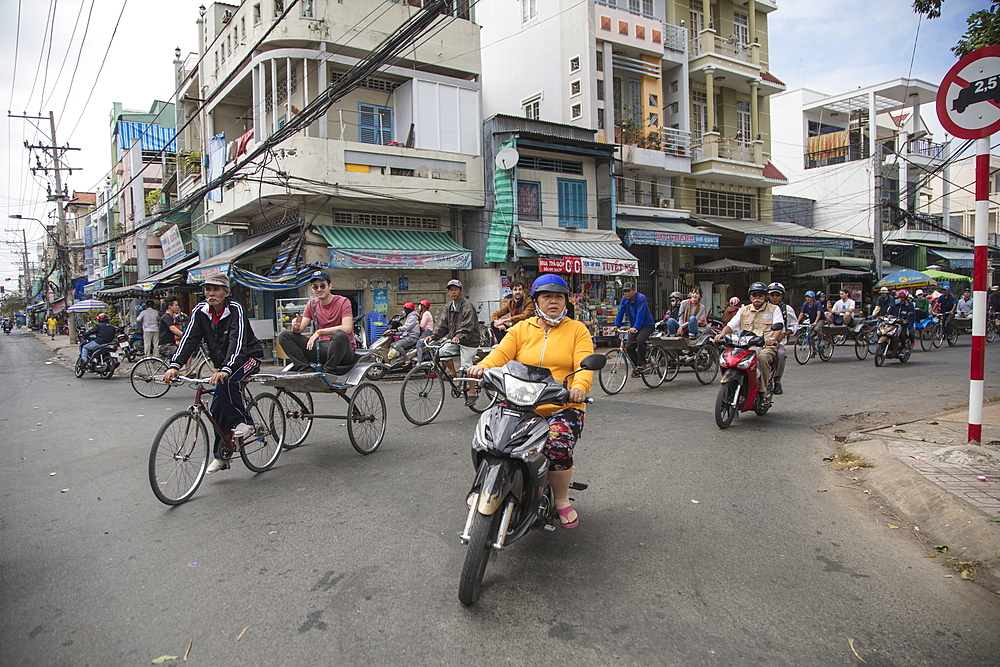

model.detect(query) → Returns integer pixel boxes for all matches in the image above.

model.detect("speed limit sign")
[937,45,1000,139]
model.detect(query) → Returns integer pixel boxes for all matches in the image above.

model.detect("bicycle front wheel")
[400,364,445,425]
[131,357,170,398]
[348,382,386,455]
[148,412,210,505]
[931,323,944,348]
[641,346,668,388]
[855,333,870,360]
[920,326,934,351]
[466,382,498,414]
[818,332,834,361]
[598,349,628,395]
[794,332,811,365]
[239,392,284,472]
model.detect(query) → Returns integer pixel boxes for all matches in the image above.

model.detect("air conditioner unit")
[660,198,675,209]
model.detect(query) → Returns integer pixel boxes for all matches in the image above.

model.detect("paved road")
[1,329,999,666]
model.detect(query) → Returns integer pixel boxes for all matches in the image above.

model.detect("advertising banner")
[538,256,583,274]
[581,257,639,276]
[745,233,853,250]
[624,229,719,249]
[159,225,186,265]
[329,248,471,270]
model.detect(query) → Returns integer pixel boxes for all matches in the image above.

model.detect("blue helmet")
[804,290,816,297]
[531,274,570,297]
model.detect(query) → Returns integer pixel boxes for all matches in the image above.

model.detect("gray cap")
[446,279,463,289]
[622,282,636,291]
[202,273,230,288]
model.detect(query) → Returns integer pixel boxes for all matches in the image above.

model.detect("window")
[650,177,659,202]
[358,104,393,145]
[616,175,627,204]
[523,97,540,120]
[696,190,755,218]
[630,81,642,120]
[570,80,581,97]
[736,100,751,144]
[519,154,583,174]
[517,181,542,221]
[301,0,314,18]
[597,108,605,130]
[274,0,284,18]
[669,80,679,94]
[596,50,604,72]
[733,12,749,45]
[569,56,580,73]
[633,176,642,205]
[597,79,605,101]
[570,103,582,120]
[521,0,537,23]
[558,179,587,228]
[692,90,707,137]
[240,17,245,41]
[253,3,261,24]
[668,101,679,114]
[648,93,658,109]
[648,112,659,127]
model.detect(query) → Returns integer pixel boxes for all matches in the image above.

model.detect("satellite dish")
[495,147,520,170]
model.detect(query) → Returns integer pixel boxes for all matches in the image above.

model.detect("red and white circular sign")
[937,45,1000,139]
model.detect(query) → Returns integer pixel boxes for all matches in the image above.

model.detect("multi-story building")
[64,192,95,289]
[176,0,484,330]
[478,0,786,314]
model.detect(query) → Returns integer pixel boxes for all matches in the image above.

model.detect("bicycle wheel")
[348,382,386,455]
[277,390,313,449]
[130,357,170,398]
[794,331,811,365]
[641,346,668,388]
[148,412,210,505]
[987,319,998,343]
[400,363,445,425]
[694,345,720,384]
[855,333,870,360]
[946,325,958,347]
[833,334,847,346]
[931,323,944,348]
[818,332,834,361]
[466,382,498,414]
[598,349,629,395]
[920,326,934,351]
[195,357,215,380]
[240,392,284,473]
[662,350,680,382]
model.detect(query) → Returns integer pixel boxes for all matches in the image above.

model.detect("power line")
[7,0,24,112]
[24,0,57,112]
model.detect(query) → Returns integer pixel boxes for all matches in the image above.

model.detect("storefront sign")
[187,264,231,283]
[159,225,186,265]
[624,229,719,249]
[581,257,639,276]
[538,255,583,274]
[744,233,853,250]
[329,248,471,270]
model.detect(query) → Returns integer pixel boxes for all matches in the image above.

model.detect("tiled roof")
[761,71,785,86]
[763,161,788,182]
[67,191,96,205]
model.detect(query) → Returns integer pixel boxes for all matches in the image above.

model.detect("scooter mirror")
[579,353,607,371]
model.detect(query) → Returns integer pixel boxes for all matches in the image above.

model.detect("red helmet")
[896,289,909,298]
[403,302,415,311]
[96,313,109,322]
[419,300,431,308]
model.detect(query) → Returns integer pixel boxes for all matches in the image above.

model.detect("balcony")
[593,0,667,57]
[690,133,767,185]
[906,137,947,169]
[615,125,691,175]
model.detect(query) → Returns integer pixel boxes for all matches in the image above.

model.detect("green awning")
[315,226,472,270]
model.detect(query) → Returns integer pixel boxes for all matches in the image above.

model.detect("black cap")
[308,269,332,282]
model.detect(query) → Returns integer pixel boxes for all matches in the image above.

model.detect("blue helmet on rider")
[531,274,570,297]
[804,290,816,298]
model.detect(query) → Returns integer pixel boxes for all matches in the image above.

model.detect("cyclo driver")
[714,282,784,399]
[467,274,594,529]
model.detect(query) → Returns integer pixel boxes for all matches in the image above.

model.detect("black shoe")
[773,381,783,395]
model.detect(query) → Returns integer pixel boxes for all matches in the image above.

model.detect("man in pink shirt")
[278,270,356,372]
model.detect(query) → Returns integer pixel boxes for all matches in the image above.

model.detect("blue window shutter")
[358,103,393,144]
[558,179,587,228]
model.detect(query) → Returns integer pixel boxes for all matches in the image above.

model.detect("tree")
[914,0,1000,57]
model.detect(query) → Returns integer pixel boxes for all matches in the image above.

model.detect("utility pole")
[12,111,81,343]
[20,229,30,301]
[872,141,884,281]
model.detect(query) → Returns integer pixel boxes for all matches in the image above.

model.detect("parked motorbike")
[873,315,911,367]
[74,335,122,379]
[714,324,784,429]
[458,353,606,605]
[361,314,418,380]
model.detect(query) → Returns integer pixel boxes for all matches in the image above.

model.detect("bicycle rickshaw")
[645,329,722,385]
[810,317,879,361]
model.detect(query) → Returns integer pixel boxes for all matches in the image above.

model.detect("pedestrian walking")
[136,300,160,358]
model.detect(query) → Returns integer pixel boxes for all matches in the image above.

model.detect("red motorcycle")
[714,325,782,429]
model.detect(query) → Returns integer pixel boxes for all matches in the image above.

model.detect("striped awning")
[520,238,639,262]
[315,226,472,270]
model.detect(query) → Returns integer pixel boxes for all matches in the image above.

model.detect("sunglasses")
[310,283,329,290]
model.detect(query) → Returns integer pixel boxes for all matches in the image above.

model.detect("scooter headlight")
[503,374,546,407]
[736,356,754,369]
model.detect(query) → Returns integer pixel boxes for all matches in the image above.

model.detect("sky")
[0,0,988,288]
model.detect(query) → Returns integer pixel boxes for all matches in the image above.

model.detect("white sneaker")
[232,422,255,438]
[206,458,230,474]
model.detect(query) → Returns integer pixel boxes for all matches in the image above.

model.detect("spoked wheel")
[240,392,284,472]
[931,323,944,348]
[794,332,812,365]
[400,364,445,426]
[874,339,888,367]
[641,346,669,388]
[466,382,498,414]
[833,334,848,346]
[694,345,720,384]
[130,357,170,398]
[148,412,210,505]
[195,358,215,380]
[598,349,628,395]
[987,319,998,343]
[946,326,958,347]
[276,390,313,449]
[74,357,85,378]
[920,326,934,351]
[348,382,386,455]
[855,333,870,360]
[714,380,739,429]
[365,363,388,381]
[458,508,502,606]
[661,350,680,383]
[817,332,834,361]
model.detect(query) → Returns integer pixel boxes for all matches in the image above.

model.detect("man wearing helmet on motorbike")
[388,302,421,363]
[887,289,916,348]
[80,313,117,362]
[767,282,798,395]
[714,282,784,398]
[467,274,594,529]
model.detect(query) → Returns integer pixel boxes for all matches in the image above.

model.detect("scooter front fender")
[476,459,513,516]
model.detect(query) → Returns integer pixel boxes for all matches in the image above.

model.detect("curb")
[846,438,1000,582]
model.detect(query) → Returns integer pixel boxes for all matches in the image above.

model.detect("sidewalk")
[844,406,1000,581]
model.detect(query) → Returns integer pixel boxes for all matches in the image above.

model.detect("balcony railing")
[661,23,686,53]
[907,138,947,161]
[615,125,691,158]
[718,142,753,162]
[595,0,659,20]
[687,35,755,64]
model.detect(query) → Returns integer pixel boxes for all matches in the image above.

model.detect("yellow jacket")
[478,316,594,417]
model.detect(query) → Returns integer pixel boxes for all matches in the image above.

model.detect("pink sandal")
[556,505,579,529]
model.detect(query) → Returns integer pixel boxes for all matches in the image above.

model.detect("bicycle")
[597,328,671,394]
[148,376,285,505]
[130,344,215,398]
[399,342,497,425]
[987,311,999,344]
[793,325,834,364]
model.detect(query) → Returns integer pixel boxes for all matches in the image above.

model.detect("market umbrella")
[793,267,871,278]
[921,269,969,283]
[66,298,110,312]
[874,269,936,290]
[693,258,770,272]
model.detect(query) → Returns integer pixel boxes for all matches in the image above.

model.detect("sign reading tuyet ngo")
[937,45,1000,140]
